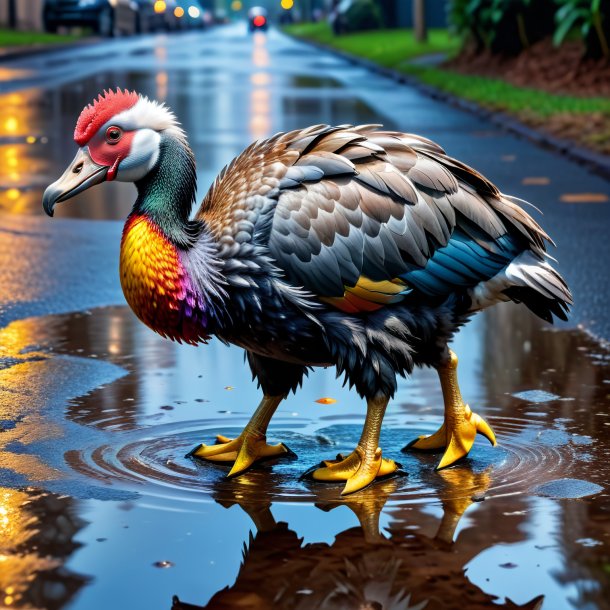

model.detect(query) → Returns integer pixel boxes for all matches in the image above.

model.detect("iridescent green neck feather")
[134,133,199,248]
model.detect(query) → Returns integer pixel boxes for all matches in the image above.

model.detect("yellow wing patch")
[321,276,410,313]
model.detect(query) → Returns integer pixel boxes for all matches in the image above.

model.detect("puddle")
[0,302,609,610]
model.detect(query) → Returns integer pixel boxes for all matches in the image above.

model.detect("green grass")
[0,29,83,47]
[282,22,460,68]
[405,65,610,117]
[284,22,610,120]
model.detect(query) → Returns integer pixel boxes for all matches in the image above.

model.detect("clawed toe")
[188,432,293,477]
[310,447,400,495]
[404,405,496,469]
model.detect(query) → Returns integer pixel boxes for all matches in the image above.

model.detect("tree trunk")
[413,0,427,43]
[8,0,17,29]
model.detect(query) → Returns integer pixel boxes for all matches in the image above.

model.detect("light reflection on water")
[0,302,608,609]
[0,62,388,220]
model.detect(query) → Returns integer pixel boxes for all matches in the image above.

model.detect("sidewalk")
[0,38,100,62]
[0,26,100,62]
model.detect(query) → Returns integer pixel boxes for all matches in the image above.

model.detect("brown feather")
[197,124,557,311]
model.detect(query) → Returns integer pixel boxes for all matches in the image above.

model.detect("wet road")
[0,23,609,610]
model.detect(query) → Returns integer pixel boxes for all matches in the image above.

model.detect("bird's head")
[43,89,187,217]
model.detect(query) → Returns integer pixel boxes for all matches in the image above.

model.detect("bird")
[43,89,572,496]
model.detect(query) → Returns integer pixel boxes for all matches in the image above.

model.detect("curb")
[287,35,610,182]
[0,37,102,62]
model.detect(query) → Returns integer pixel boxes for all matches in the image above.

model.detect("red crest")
[74,89,139,146]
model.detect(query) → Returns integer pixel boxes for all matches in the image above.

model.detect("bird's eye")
[105,126,122,144]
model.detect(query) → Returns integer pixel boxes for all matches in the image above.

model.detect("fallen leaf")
[522,177,550,185]
[315,397,337,405]
[560,192,609,203]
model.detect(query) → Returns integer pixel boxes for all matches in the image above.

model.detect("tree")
[413,0,427,42]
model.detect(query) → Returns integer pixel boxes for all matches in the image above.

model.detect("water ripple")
[62,412,588,508]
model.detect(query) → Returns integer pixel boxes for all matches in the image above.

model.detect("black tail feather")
[503,285,570,324]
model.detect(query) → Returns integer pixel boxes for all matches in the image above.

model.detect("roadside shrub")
[331,0,382,35]
[554,0,610,59]
[449,0,556,55]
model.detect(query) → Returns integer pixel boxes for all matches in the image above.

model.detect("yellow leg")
[406,350,496,469]
[312,394,399,495]
[188,395,291,477]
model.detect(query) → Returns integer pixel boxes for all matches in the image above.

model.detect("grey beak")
[43,148,108,217]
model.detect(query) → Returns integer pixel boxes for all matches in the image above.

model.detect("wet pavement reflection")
[0,302,609,609]
[0,32,390,220]
[0,22,609,610]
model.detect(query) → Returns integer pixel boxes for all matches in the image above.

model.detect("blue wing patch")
[401,230,521,296]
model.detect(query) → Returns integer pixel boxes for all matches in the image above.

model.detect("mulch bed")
[446,39,610,154]
[448,39,610,97]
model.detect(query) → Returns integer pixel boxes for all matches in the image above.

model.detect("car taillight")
[253,15,266,27]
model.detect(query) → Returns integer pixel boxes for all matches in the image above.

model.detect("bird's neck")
[120,135,223,344]
[133,134,197,247]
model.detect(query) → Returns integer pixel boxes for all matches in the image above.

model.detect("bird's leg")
[405,350,496,469]
[311,393,399,495]
[188,394,291,476]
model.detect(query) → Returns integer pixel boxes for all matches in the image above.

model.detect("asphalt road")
[0,24,609,610]
[1,23,609,339]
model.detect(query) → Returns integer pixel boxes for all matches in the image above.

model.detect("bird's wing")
[269,126,551,313]
[197,125,551,313]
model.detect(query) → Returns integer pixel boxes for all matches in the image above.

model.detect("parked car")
[247,6,268,32]
[43,0,117,36]
[162,0,181,31]
[115,0,166,34]
[43,0,165,36]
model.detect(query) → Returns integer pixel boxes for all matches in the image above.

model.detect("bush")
[449,0,610,60]
[449,0,556,55]
[554,0,610,59]
[331,0,382,35]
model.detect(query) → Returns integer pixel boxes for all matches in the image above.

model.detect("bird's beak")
[42,148,108,217]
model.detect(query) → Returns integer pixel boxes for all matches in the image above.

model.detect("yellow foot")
[310,447,400,495]
[187,432,292,477]
[405,405,496,469]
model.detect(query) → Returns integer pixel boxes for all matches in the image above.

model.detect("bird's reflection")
[172,467,543,610]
